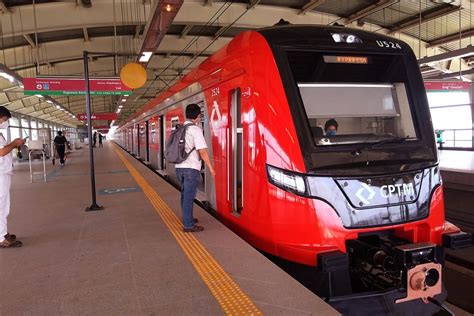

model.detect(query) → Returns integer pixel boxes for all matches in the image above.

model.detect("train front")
[257,26,472,311]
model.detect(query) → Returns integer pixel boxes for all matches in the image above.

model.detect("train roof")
[257,24,410,51]
[121,25,412,127]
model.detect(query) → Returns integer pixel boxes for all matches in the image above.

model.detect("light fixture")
[123,94,130,97]
[330,33,362,44]
[56,105,61,109]
[116,108,121,113]
[430,0,455,3]
[0,72,15,83]
[139,51,153,62]
[121,98,127,102]
[118,105,123,108]
[35,94,43,98]
[0,64,24,88]
[165,4,172,12]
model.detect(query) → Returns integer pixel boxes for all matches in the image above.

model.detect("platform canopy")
[0,0,473,127]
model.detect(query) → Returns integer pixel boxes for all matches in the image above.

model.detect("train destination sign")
[324,56,368,64]
[23,77,132,96]
[77,113,118,121]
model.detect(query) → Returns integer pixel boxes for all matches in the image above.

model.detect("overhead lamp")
[118,105,123,108]
[116,108,121,113]
[121,98,127,102]
[56,105,61,109]
[123,94,130,97]
[0,72,15,83]
[165,4,172,12]
[139,51,153,63]
[35,94,43,98]
[430,0,455,3]
[0,64,24,88]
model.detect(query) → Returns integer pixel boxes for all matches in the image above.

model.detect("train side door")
[159,115,165,170]
[136,124,140,157]
[228,89,244,215]
[145,121,150,162]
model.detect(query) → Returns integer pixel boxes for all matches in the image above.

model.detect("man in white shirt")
[175,103,215,232]
[0,106,25,248]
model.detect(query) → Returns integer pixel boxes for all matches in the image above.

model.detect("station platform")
[438,150,474,314]
[0,141,338,315]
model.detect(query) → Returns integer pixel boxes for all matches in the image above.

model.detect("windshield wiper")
[352,136,415,156]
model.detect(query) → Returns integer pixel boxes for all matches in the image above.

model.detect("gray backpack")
[165,123,195,164]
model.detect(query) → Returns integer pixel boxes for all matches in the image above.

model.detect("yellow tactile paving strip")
[114,146,263,315]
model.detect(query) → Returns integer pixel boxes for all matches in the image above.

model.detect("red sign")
[78,113,118,121]
[23,77,132,95]
[424,81,470,91]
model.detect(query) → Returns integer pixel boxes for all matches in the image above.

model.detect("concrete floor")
[0,141,337,315]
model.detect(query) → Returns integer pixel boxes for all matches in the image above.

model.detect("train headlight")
[331,33,362,44]
[266,165,307,195]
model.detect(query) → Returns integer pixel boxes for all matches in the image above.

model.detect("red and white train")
[116,25,471,313]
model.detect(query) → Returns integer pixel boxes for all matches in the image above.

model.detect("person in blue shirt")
[324,119,338,136]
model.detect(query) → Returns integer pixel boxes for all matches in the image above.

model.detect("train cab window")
[299,82,417,146]
[286,51,419,147]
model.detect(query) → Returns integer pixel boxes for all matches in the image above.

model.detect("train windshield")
[299,82,417,146]
[287,51,419,147]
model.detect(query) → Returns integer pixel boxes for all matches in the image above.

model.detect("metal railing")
[436,128,474,150]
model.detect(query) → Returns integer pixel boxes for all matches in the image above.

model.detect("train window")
[171,117,179,130]
[230,89,243,214]
[286,51,418,147]
[151,122,156,144]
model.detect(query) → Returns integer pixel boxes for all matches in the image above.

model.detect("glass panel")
[9,117,19,127]
[21,118,29,128]
[31,129,38,140]
[298,83,417,146]
[10,127,20,140]
[287,51,418,147]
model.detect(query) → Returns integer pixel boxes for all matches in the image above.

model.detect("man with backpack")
[168,103,215,233]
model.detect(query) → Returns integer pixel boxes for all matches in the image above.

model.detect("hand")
[12,138,25,147]
[209,167,216,178]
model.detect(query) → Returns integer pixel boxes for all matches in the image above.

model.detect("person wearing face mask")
[324,118,339,137]
[0,106,25,248]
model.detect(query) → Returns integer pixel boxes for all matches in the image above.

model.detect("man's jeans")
[175,168,200,229]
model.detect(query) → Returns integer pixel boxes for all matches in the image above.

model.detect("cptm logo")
[356,183,415,205]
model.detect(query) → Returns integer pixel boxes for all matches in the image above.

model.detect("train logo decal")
[381,183,415,199]
[356,182,416,205]
[355,183,376,205]
[210,100,222,135]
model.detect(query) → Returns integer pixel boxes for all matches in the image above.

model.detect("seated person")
[324,119,338,136]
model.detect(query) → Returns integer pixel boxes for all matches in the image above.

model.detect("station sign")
[77,113,118,121]
[23,77,132,96]
[424,81,470,92]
